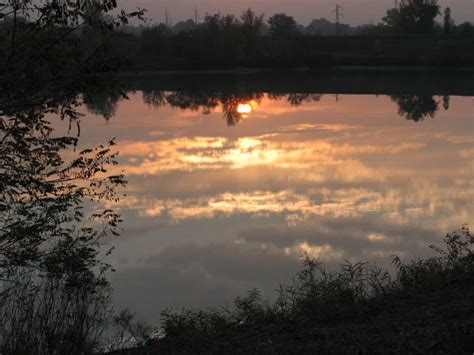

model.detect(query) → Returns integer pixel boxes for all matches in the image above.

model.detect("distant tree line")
[119,1,473,37]
[2,1,473,70]
[108,1,474,70]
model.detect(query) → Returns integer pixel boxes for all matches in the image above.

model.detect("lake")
[77,72,473,324]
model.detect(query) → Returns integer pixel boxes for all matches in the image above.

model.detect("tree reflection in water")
[390,94,446,122]
[136,90,452,125]
[141,90,329,125]
[267,93,323,106]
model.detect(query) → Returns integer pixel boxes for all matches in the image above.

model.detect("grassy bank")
[112,226,474,354]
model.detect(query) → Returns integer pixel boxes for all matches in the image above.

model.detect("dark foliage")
[106,4,474,71]
[383,0,440,34]
[268,13,298,39]
[0,1,144,353]
[136,226,474,354]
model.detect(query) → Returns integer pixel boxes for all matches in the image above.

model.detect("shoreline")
[120,65,474,77]
[120,67,474,96]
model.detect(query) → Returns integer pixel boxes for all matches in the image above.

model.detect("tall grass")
[153,225,474,353]
[0,271,111,354]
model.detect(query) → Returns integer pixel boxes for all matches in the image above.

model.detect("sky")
[118,0,474,26]
[73,92,474,324]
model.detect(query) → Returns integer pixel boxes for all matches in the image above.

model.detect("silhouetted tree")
[172,19,196,34]
[383,0,440,34]
[199,13,245,63]
[443,7,453,34]
[241,9,265,36]
[140,24,171,56]
[0,0,143,352]
[240,9,264,57]
[455,22,474,36]
[306,18,351,35]
[268,13,298,38]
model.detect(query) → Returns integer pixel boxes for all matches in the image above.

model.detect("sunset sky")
[119,0,474,26]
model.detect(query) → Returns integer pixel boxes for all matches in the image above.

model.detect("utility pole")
[194,5,199,25]
[394,0,399,8]
[165,8,172,27]
[332,4,344,35]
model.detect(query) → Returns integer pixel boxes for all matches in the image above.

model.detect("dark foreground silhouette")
[112,226,474,354]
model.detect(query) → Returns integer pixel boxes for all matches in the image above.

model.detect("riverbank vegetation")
[126,226,474,353]
[0,1,144,353]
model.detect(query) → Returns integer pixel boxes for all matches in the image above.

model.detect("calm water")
[78,87,473,323]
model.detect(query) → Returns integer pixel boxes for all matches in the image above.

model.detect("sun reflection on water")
[237,103,252,115]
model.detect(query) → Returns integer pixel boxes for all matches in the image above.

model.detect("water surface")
[79,86,473,323]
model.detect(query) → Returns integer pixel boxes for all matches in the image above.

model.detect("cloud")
[237,215,438,255]
[79,93,474,325]
[109,214,449,325]
[110,241,300,324]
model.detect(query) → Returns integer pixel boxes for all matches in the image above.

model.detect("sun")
[237,103,252,114]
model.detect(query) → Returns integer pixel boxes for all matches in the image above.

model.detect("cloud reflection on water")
[79,92,473,323]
